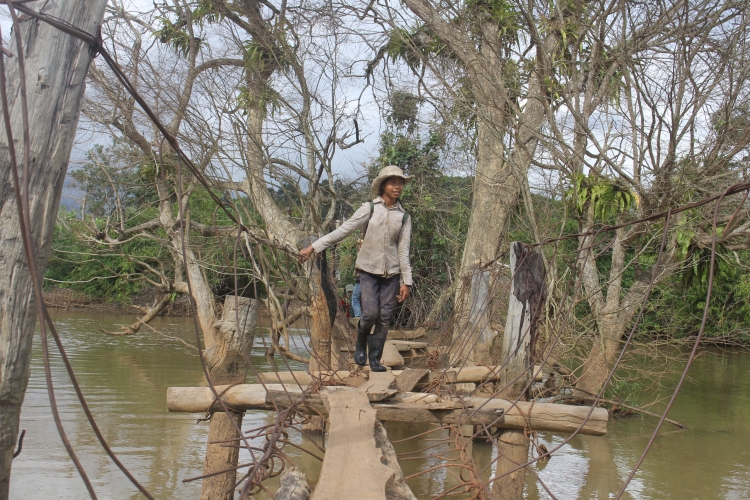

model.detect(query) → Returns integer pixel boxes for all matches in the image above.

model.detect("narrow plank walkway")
[311,387,416,500]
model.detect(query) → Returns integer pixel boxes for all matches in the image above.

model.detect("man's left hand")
[397,284,411,302]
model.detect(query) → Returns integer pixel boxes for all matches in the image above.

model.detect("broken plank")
[393,369,430,393]
[381,342,404,368]
[359,370,398,402]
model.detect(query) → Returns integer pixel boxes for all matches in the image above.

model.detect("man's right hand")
[298,246,315,262]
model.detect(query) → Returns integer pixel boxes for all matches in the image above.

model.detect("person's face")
[381,177,405,200]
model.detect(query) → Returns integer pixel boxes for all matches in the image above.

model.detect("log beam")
[166,384,608,436]
[255,364,547,388]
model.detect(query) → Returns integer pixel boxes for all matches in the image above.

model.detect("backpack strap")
[362,200,409,240]
[362,200,375,240]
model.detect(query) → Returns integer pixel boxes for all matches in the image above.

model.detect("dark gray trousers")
[358,271,400,340]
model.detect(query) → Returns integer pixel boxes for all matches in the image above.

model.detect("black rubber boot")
[354,322,368,367]
[368,336,387,372]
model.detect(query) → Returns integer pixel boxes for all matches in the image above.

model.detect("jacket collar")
[374,196,404,211]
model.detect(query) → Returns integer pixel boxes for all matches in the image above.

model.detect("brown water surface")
[9,311,750,499]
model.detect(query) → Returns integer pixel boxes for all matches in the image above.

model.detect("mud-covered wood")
[0,2,108,496]
[276,467,311,500]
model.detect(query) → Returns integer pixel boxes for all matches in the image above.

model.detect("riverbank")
[43,287,194,316]
[42,287,281,319]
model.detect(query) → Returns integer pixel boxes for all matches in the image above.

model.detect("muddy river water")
[9,311,750,499]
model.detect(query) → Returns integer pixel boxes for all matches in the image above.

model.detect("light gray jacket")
[311,197,413,286]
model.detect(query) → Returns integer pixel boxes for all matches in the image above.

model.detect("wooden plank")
[381,342,404,368]
[425,371,458,385]
[388,340,429,351]
[387,328,426,340]
[393,369,430,393]
[359,371,397,402]
[256,370,362,387]
[311,387,415,500]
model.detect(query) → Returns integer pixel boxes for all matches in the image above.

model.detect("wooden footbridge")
[168,367,607,499]
[166,243,609,498]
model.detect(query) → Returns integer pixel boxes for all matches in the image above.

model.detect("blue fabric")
[351,282,362,318]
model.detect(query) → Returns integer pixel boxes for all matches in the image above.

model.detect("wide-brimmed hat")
[370,165,412,196]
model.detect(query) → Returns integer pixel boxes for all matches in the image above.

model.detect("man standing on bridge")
[299,165,413,372]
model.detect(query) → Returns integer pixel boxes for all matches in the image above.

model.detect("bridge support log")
[254,364,546,388]
[166,384,607,436]
[493,242,547,500]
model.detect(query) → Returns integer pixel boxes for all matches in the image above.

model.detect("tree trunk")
[452,112,515,367]
[573,313,627,399]
[243,93,305,248]
[451,21,556,366]
[0,2,107,497]
[201,296,258,500]
[492,243,546,500]
[297,236,336,372]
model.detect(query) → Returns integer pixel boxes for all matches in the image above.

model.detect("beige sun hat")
[370,165,412,196]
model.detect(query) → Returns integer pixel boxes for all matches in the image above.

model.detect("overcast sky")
[0,2,392,211]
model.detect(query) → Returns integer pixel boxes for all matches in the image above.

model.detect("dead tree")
[0,1,107,497]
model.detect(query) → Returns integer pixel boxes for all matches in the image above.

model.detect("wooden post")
[493,242,546,500]
[0,2,107,497]
[451,267,502,368]
[200,297,258,500]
